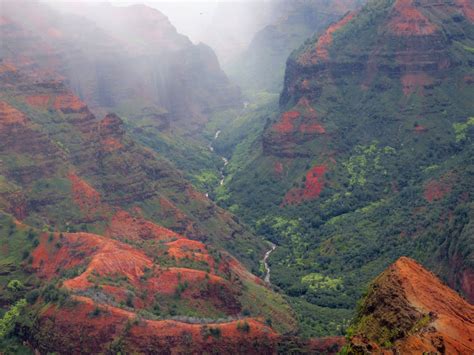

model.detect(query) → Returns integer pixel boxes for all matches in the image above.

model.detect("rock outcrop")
[346,257,474,354]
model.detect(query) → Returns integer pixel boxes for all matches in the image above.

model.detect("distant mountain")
[219,0,474,326]
[227,0,365,92]
[1,0,241,135]
[345,257,474,353]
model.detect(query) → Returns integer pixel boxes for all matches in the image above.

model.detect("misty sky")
[41,0,271,64]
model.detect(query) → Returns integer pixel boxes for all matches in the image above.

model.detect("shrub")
[7,280,24,293]
[237,321,250,333]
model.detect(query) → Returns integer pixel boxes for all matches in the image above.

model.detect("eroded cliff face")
[346,257,474,354]
[267,0,473,159]
[228,0,365,92]
[0,5,304,350]
[0,58,264,269]
[1,0,241,136]
[267,0,474,297]
[223,0,474,313]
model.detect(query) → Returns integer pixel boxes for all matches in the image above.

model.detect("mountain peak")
[346,256,474,354]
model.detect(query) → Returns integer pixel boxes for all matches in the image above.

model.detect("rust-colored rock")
[346,257,474,354]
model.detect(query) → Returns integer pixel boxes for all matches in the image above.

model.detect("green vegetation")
[453,117,474,142]
[212,0,474,338]
[0,299,27,338]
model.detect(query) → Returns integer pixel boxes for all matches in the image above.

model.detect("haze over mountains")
[0,0,473,353]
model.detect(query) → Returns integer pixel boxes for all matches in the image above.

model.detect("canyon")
[0,0,473,353]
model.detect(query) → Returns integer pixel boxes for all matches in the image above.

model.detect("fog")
[42,0,276,65]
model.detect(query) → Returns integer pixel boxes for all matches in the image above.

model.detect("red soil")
[31,232,150,288]
[106,210,180,243]
[316,12,356,60]
[25,95,50,109]
[388,0,437,36]
[274,161,284,175]
[147,267,224,295]
[0,62,16,74]
[159,196,183,217]
[308,337,346,353]
[272,99,325,134]
[300,123,326,134]
[53,94,87,113]
[391,257,474,354]
[186,185,209,203]
[283,165,327,205]
[31,233,85,277]
[301,79,311,90]
[68,173,102,215]
[401,73,433,96]
[296,97,318,119]
[414,125,428,133]
[101,137,124,152]
[220,253,264,285]
[158,196,197,236]
[465,75,474,85]
[0,101,27,126]
[272,111,300,133]
[61,233,152,290]
[40,295,276,353]
[299,12,356,65]
[165,238,214,268]
[423,179,451,202]
[457,0,474,22]
[32,228,246,315]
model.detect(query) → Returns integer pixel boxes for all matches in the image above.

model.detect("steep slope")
[227,0,365,92]
[0,57,265,271]
[1,0,242,191]
[220,0,474,333]
[2,0,241,134]
[344,257,474,354]
[0,13,307,353]
[0,208,303,353]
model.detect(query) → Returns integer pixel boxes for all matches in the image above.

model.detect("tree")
[0,299,27,338]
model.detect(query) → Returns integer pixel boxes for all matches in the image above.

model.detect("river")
[263,242,276,283]
[208,130,228,187]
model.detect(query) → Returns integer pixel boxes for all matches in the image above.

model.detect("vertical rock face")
[228,0,365,92]
[346,257,474,354]
[1,0,241,135]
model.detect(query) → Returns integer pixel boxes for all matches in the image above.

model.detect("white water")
[263,242,276,283]
[208,130,227,188]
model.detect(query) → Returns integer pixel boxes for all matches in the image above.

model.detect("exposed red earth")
[272,111,301,133]
[25,220,320,352]
[272,97,325,135]
[401,73,433,96]
[0,101,28,126]
[274,161,284,175]
[413,124,428,133]
[423,179,452,203]
[68,173,103,217]
[38,295,277,354]
[348,257,474,354]
[106,210,180,243]
[298,12,356,65]
[387,0,437,36]
[456,0,474,22]
[283,165,327,205]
